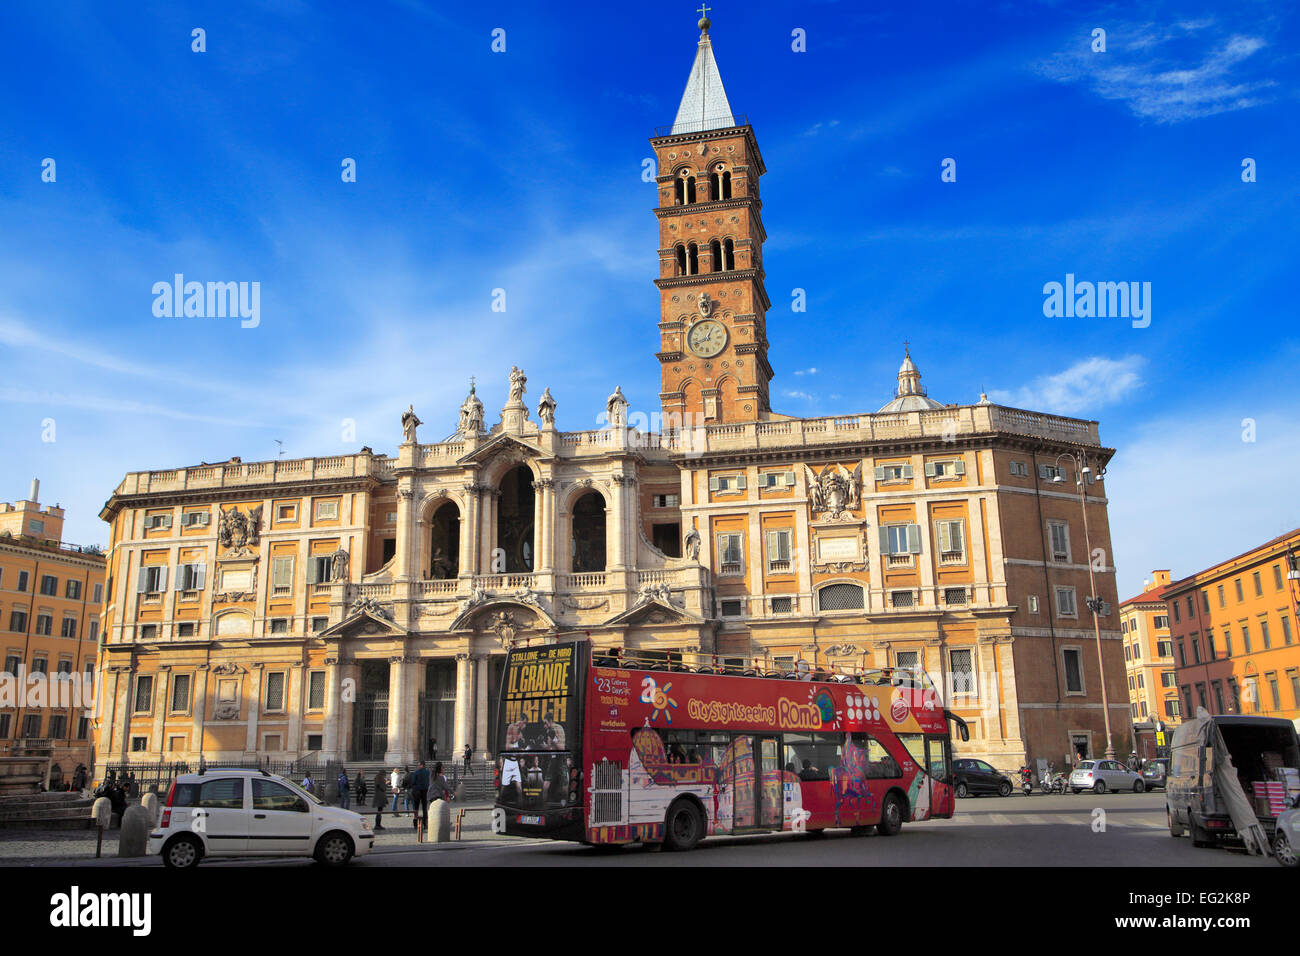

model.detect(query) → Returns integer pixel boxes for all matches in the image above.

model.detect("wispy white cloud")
[792,367,818,376]
[1108,408,1300,599]
[782,389,816,402]
[989,356,1144,416]
[1037,21,1276,123]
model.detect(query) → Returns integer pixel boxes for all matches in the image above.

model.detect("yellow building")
[1119,570,1180,757]
[1165,528,1300,724]
[0,480,105,786]
[92,20,1129,778]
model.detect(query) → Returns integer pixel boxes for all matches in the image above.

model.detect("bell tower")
[652,12,772,425]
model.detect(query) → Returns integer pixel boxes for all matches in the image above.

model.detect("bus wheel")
[876,794,905,837]
[663,799,704,851]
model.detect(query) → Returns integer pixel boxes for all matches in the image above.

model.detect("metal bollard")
[90,798,112,859]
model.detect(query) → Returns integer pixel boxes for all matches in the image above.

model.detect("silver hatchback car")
[1070,759,1145,794]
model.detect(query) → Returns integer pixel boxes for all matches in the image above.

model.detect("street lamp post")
[1054,452,1116,760]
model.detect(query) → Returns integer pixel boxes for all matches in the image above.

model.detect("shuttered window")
[717,534,744,575]
[308,671,326,709]
[265,672,286,711]
[766,530,792,571]
[879,524,921,555]
[1047,521,1070,561]
[818,583,864,611]
[272,556,295,590]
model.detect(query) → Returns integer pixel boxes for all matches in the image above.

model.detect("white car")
[1069,759,1145,794]
[148,768,374,868]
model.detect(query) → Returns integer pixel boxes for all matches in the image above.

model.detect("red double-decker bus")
[493,640,968,850]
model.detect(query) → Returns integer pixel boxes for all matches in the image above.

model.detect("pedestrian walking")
[356,773,369,805]
[409,761,431,839]
[337,769,351,809]
[429,737,438,761]
[389,767,402,814]
[302,772,315,795]
[463,744,473,774]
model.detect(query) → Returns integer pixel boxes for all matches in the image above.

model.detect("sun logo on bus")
[650,682,678,724]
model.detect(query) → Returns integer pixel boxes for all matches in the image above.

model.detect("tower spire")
[671,10,734,134]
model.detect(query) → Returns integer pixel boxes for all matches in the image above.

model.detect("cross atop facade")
[697,4,711,20]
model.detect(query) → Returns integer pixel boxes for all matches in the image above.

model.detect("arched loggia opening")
[428,501,460,578]
[497,465,535,572]
[571,491,607,572]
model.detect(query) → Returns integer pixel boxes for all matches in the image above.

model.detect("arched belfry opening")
[497,465,535,572]
[571,491,607,573]
[428,501,460,578]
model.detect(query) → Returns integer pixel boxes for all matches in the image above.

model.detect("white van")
[148,768,374,868]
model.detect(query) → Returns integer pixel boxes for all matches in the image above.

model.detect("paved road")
[48,790,1276,867]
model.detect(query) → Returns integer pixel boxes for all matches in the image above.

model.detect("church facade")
[93,21,1127,775]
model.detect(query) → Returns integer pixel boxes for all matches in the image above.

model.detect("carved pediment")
[456,433,540,467]
[319,605,408,640]
[448,594,558,633]
[603,595,704,628]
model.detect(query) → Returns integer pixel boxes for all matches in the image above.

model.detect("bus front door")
[927,736,955,818]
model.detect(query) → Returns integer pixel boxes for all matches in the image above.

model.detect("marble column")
[475,653,491,752]
[385,655,415,763]
[453,653,472,753]
[322,657,341,758]
[395,486,415,578]
[151,667,170,755]
[244,664,264,754]
[460,483,479,578]
[609,474,629,569]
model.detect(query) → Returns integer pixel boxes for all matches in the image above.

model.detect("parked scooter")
[1040,762,1066,794]
[1018,764,1034,795]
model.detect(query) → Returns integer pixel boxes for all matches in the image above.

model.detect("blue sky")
[1,0,1296,599]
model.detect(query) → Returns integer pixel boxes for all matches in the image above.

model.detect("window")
[1217,584,1225,607]
[312,617,328,633]
[137,565,167,594]
[8,610,27,632]
[890,590,916,608]
[766,529,792,572]
[1176,641,1185,667]
[1202,591,1210,613]
[1282,615,1293,645]
[1125,645,1131,662]
[265,672,286,711]
[1009,460,1029,477]
[29,519,44,535]
[770,596,793,614]
[708,474,746,493]
[1190,636,1200,664]
[1157,639,1172,657]
[253,779,307,812]
[35,614,52,635]
[193,778,244,809]
[818,583,865,611]
[857,733,902,778]
[1241,624,1251,654]
[1252,571,1262,596]
[1206,632,1216,659]
[717,533,744,575]
[0,713,11,738]
[1172,602,1180,623]
[65,579,81,600]
[1047,521,1070,562]
[1222,629,1233,657]
[874,463,913,482]
[92,583,103,603]
[935,519,966,563]
[1212,681,1225,714]
[175,563,206,591]
[1234,578,1243,602]
[782,732,846,782]
[1267,673,1281,710]
[949,649,974,696]
[139,624,157,640]
[894,650,920,676]
[719,599,745,618]
[143,513,173,531]
[386,512,397,525]
[758,471,795,490]
[652,494,680,508]
[171,674,191,712]
[30,657,47,675]
[1161,671,1176,688]
[1196,684,1208,711]
[1027,594,1039,614]
[924,459,965,479]
[307,556,333,585]
[1153,615,1169,629]
[277,504,297,522]
[60,618,76,639]
[1274,565,1285,590]
[880,524,920,555]
[271,556,295,593]
[1037,463,1063,481]
[1289,670,1300,708]
[3,655,19,676]
[1186,595,1195,617]
[943,587,968,605]
[1055,587,1077,617]
[182,510,210,528]
[22,715,41,738]
[308,671,326,709]
[177,622,195,638]
[306,733,323,751]
[1063,648,1084,693]
[314,499,339,520]
[268,618,288,634]
[14,570,29,592]
[1132,640,1141,661]
[1260,617,1272,649]
[134,676,153,713]
[40,575,58,596]
[76,717,90,740]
